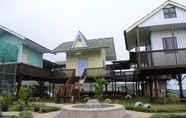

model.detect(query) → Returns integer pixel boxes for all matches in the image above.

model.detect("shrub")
[104,98,112,104]
[19,111,33,118]
[16,100,25,111]
[143,103,152,111]
[19,86,32,105]
[39,106,60,113]
[0,95,12,111]
[134,101,143,107]
[151,114,186,118]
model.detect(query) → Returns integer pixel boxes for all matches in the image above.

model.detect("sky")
[0,0,186,89]
[0,0,185,62]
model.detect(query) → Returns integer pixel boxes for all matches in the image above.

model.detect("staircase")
[56,69,76,98]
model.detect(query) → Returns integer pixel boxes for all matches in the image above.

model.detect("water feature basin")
[60,99,128,118]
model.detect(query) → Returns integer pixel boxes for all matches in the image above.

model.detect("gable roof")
[0,25,52,53]
[53,37,116,60]
[126,0,186,33]
[72,31,88,48]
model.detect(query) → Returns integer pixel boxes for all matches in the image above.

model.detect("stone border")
[61,104,125,112]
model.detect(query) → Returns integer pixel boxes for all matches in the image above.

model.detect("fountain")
[59,99,128,118]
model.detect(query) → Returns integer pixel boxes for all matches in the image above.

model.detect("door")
[77,58,88,76]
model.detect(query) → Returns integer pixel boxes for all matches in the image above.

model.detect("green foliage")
[166,91,180,103]
[16,100,25,111]
[0,95,12,107]
[94,79,107,100]
[18,86,32,104]
[31,102,60,113]
[39,106,61,113]
[151,114,186,118]
[18,111,33,118]
[120,98,186,113]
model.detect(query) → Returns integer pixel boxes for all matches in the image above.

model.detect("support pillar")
[16,76,22,96]
[177,74,183,98]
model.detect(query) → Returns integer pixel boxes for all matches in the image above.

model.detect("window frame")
[163,7,177,19]
[162,36,178,53]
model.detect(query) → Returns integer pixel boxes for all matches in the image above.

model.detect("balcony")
[139,48,186,69]
[85,67,111,78]
[16,63,75,81]
[83,67,136,82]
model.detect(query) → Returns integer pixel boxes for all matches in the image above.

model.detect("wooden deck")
[16,63,75,82]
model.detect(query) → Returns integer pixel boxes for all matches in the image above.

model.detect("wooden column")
[52,82,55,97]
[16,76,22,96]
[177,74,183,98]
[136,27,141,68]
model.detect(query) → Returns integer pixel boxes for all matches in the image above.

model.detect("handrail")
[140,48,186,53]
[139,49,186,68]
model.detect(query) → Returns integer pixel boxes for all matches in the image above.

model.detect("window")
[162,37,177,50]
[163,7,176,18]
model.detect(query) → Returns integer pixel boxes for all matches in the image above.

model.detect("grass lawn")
[0,116,17,118]
[150,114,186,118]
[120,99,186,113]
[5,103,60,113]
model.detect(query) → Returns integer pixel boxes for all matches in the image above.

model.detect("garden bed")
[120,99,186,113]
[150,114,186,118]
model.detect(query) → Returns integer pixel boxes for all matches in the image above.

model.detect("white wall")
[140,5,186,27]
[151,29,186,50]
[150,29,186,66]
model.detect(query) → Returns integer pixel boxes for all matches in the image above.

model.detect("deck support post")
[149,78,153,100]
[52,82,55,97]
[177,74,183,98]
[39,80,44,97]
[16,76,22,96]
[136,27,141,68]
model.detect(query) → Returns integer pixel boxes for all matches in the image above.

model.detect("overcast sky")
[0,0,185,61]
[0,0,185,62]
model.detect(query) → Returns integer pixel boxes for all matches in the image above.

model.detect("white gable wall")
[139,6,186,27]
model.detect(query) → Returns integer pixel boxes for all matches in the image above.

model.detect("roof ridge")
[87,37,113,41]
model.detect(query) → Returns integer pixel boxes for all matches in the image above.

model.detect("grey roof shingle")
[53,37,116,60]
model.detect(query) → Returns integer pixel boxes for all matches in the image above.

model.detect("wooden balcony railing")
[17,63,51,78]
[139,48,186,68]
[85,67,111,78]
[16,63,75,80]
[52,69,75,79]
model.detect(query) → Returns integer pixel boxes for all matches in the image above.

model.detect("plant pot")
[1,105,9,112]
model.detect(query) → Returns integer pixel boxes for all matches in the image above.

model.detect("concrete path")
[126,110,153,118]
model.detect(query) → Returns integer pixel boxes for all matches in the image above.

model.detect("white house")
[124,0,186,98]
[125,0,186,67]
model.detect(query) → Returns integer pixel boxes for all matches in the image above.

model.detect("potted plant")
[0,95,12,111]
